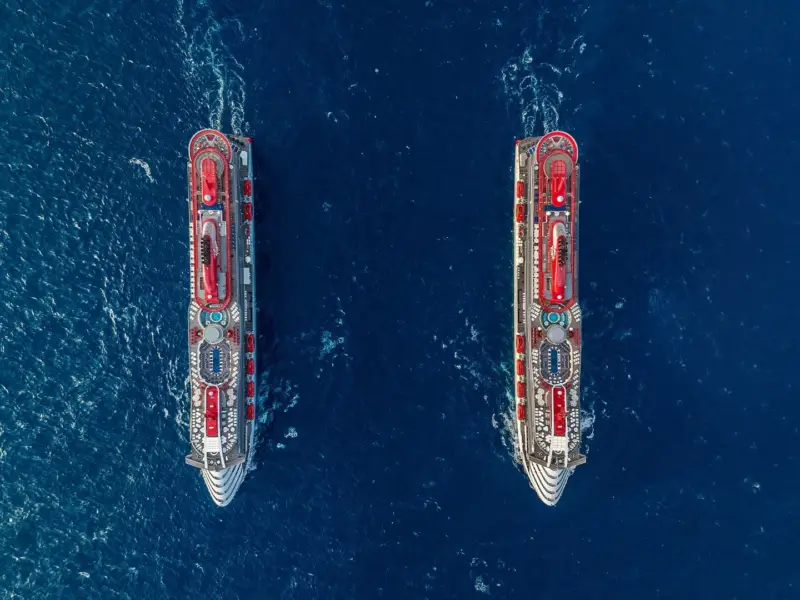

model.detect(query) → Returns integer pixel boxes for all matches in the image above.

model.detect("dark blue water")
[2,0,798,598]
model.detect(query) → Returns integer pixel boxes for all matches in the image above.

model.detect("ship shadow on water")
[245,118,344,455]
[249,143,277,448]
[240,112,360,474]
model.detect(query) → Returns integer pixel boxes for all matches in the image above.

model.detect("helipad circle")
[204,324,224,344]
[546,325,567,344]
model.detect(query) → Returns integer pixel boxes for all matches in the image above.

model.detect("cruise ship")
[513,131,586,506]
[185,129,257,507]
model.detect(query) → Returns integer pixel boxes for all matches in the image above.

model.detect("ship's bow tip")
[526,462,571,506]
[201,464,246,507]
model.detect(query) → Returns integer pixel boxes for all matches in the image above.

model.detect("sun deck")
[185,130,257,483]
[513,132,586,494]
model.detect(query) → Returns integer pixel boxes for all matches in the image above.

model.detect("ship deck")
[185,130,257,481]
[513,132,586,489]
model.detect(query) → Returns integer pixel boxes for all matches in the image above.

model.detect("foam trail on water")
[500,4,588,135]
[128,158,155,183]
[501,47,565,136]
[175,0,248,134]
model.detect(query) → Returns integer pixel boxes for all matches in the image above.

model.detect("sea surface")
[1,0,798,598]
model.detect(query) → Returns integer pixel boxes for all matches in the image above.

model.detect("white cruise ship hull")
[512,132,586,506]
[185,129,258,506]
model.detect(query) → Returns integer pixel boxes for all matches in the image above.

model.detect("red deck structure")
[550,159,567,208]
[201,157,218,205]
[552,387,566,436]
[205,387,220,437]
[535,131,579,311]
[189,131,233,311]
[550,223,567,302]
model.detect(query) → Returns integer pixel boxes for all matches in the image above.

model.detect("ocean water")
[1,0,798,598]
